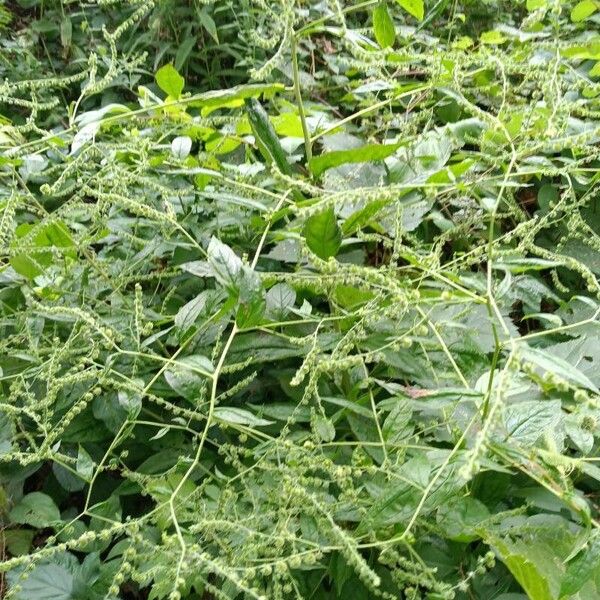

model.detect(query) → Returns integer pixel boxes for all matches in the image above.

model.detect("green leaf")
[188,83,284,109]
[313,415,336,442]
[481,521,578,600]
[436,497,489,542]
[155,64,185,99]
[76,446,94,480]
[520,345,600,393]
[198,8,219,43]
[207,237,243,292]
[502,400,562,446]
[309,142,400,178]
[342,198,390,235]
[373,3,396,48]
[395,0,424,20]
[571,0,598,22]
[164,355,214,402]
[526,0,546,9]
[213,407,274,427]
[560,533,600,597]
[174,36,197,70]
[480,30,507,45]
[266,283,296,320]
[9,562,73,600]
[382,398,413,445]
[3,529,34,556]
[10,492,61,528]
[303,207,342,260]
[174,290,221,331]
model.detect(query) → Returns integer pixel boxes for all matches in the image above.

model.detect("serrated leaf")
[266,283,296,320]
[155,64,185,99]
[303,207,342,260]
[207,237,243,291]
[373,3,396,48]
[520,345,599,393]
[8,563,73,600]
[436,497,489,542]
[164,355,214,402]
[10,492,61,528]
[313,415,336,442]
[382,398,413,445]
[502,400,562,446]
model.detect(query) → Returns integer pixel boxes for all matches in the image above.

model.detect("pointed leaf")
[155,64,185,99]
[373,3,396,48]
[303,207,342,260]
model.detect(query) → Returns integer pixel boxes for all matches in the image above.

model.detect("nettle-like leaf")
[9,493,61,528]
[303,207,342,259]
[6,1,600,599]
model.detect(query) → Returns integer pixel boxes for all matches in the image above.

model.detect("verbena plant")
[2,0,600,598]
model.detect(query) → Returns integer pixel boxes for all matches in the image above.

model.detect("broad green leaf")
[213,407,274,426]
[501,400,562,446]
[436,497,489,542]
[571,0,598,22]
[382,398,412,445]
[10,492,61,528]
[303,207,342,260]
[313,415,336,442]
[3,529,34,556]
[207,237,243,292]
[481,520,579,600]
[537,184,558,212]
[266,283,296,320]
[164,355,214,402]
[342,198,390,235]
[155,64,185,99]
[395,0,424,20]
[174,290,221,331]
[309,142,400,178]
[117,386,142,418]
[8,563,73,600]
[373,3,396,48]
[76,445,94,480]
[520,345,599,393]
[480,30,507,44]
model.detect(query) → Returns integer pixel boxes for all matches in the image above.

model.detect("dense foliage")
[2,0,600,598]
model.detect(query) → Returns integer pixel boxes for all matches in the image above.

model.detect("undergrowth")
[2,0,600,598]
